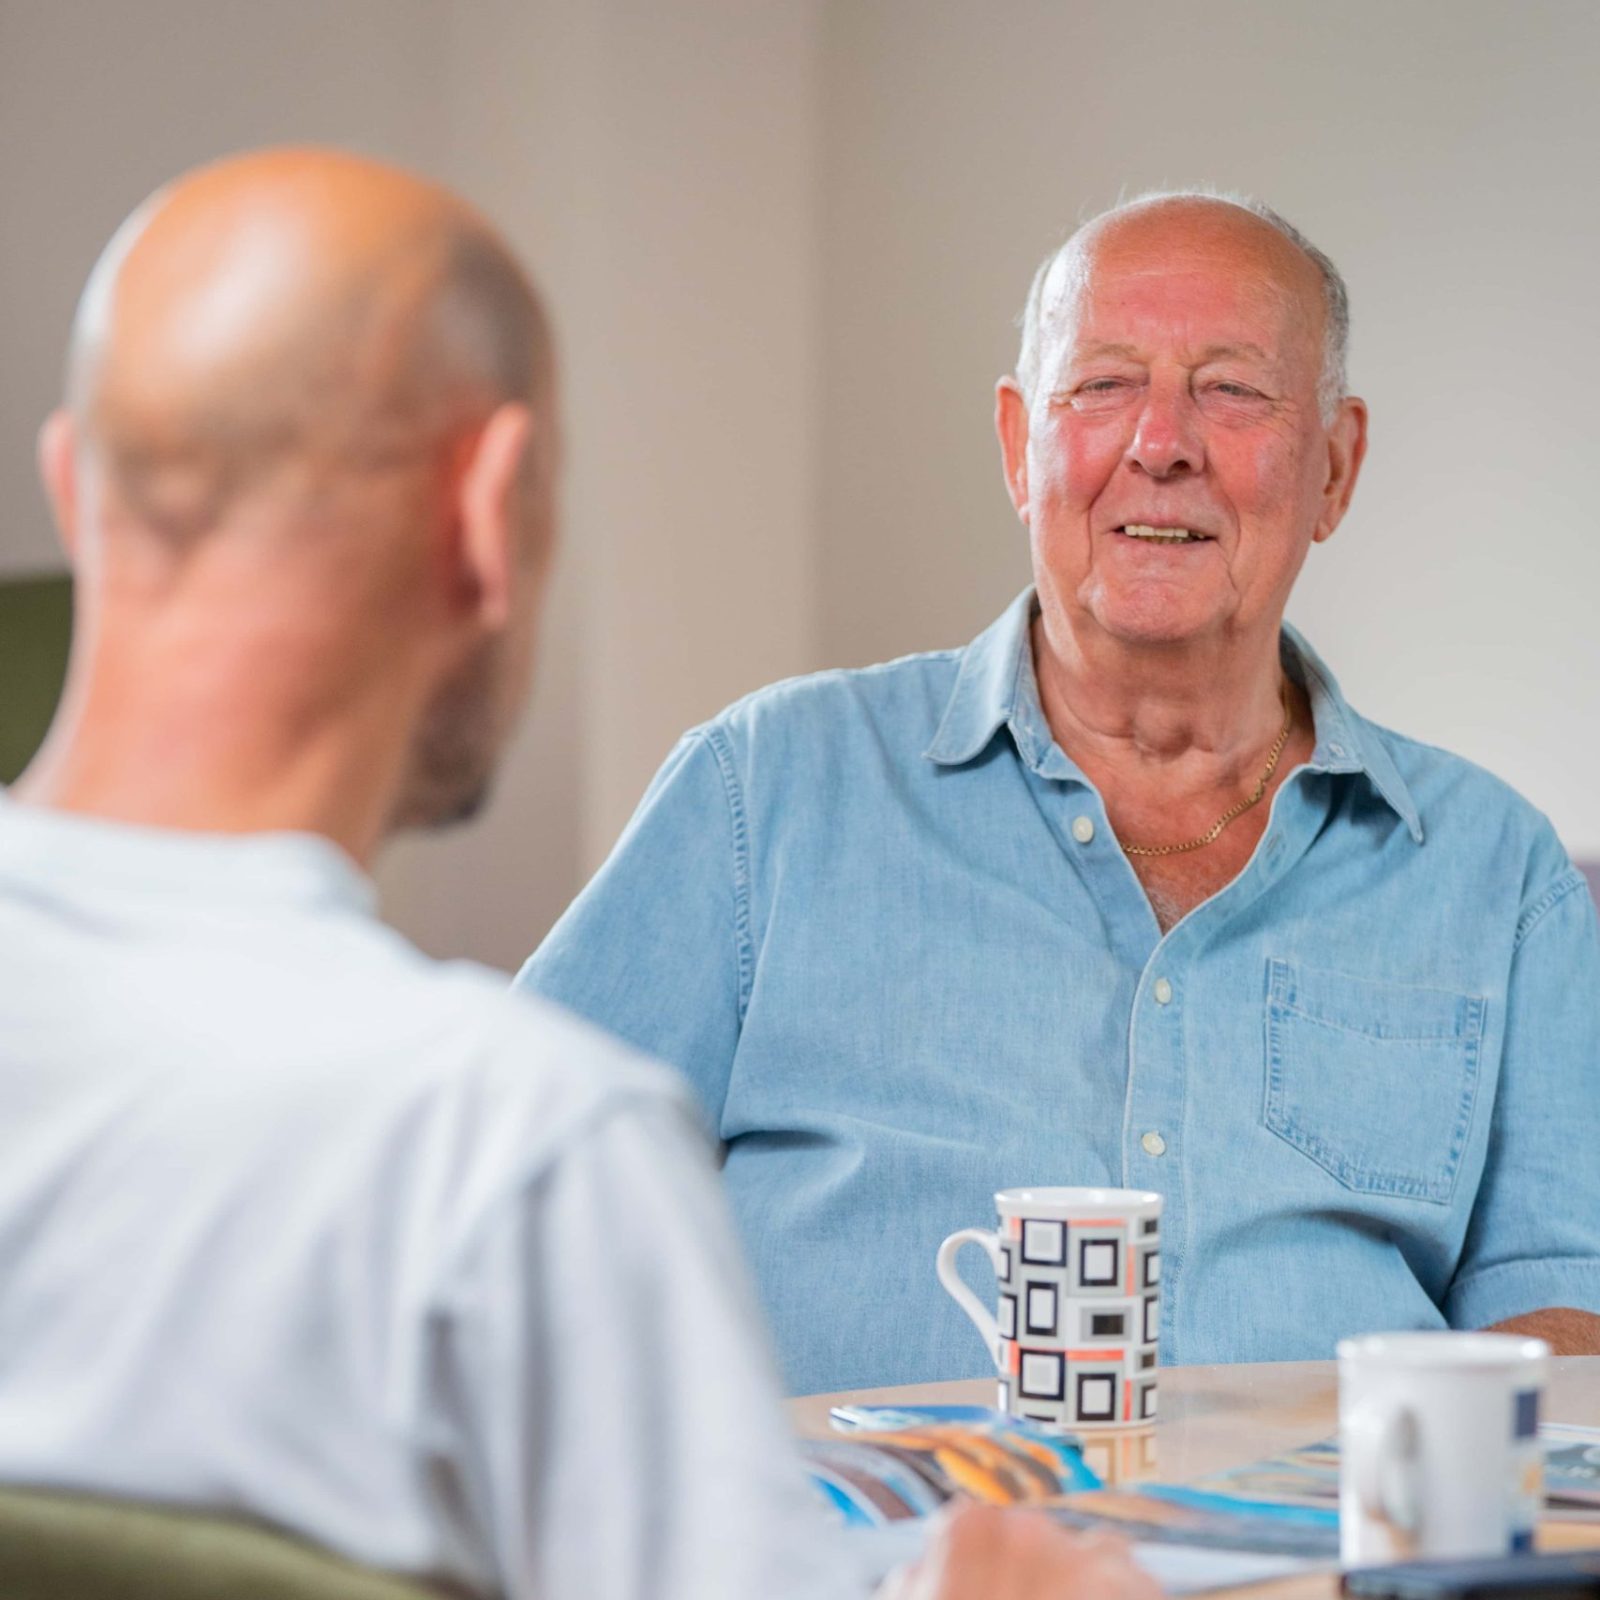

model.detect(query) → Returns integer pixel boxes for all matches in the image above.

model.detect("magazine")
[1042,1424,1600,1555]
[808,1411,1600,1543]
[1167,1425,1600,1524]
[806,1406,1333,1592]
[807,1406,1335,1554]
[805,1407,1100,1527]
[1540,1424,1600,1519]
[1048,1485,1339,1557]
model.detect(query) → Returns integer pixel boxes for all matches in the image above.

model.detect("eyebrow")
[1067,340,1275,364]
[1071,342,1141,360]
[1196,342,1273,363]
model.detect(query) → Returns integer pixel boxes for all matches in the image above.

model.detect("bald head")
[1016,192,1348,421]
[28,148,563,853]
[67,146,553,539]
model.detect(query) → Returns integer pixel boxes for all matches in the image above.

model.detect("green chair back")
[0,573,71,784]
[0,1487,449,1600]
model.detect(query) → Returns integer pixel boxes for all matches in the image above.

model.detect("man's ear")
[1313,395,1368,545]
[995,377,1031,524]
[456,401,535,629]
[37,409,80,560]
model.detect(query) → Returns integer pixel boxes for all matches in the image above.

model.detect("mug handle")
[936,1227,1007,1369]
[1348,1398,1421,1539]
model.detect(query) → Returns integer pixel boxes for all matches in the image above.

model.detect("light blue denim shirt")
[519,590,1600,1394]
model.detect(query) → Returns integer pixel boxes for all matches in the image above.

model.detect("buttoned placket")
[1132,767,1336,1360]
[1123,910,1191,1355]
[1023,747,1334,1365]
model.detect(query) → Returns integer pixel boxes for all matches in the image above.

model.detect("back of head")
[26,147,559,853]
[69,146,553,550]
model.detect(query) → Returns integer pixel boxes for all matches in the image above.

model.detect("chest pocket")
[1263,959,1486,1205]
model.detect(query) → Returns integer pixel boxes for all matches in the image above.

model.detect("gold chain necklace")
[1120,687,1293,858]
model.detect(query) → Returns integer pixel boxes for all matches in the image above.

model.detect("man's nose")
[1127,385,1204,479]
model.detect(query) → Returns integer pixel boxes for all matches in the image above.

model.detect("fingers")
[882,1500,1164,1600]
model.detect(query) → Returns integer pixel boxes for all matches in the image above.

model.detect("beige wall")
[383,0,822,962]
[0,0,820,968]
[2,1,1597,972]
[0,0,446,579]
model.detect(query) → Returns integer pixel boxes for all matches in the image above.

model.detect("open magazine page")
[1542,1424,1600,1518]
[806,1411,1600,1594]
[803,1406,1331,1594]
[805,1406,1100,1526]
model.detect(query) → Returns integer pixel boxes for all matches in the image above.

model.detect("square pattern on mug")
[1001,1210,1160,1428]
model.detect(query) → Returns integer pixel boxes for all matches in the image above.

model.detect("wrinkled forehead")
[1039,210,1325,380]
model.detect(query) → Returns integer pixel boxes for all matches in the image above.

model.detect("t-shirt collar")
[0,792,380,915]
[925,586,1424,844]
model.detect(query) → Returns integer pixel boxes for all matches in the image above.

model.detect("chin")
[1093,606,1223,650]
[1082,582,1232,650]
[429,779,492,831]
[394,644,506,834]
[387,763,496,835]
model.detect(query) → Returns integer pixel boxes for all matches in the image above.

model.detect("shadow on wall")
[1584,864,1600,914]
[0,574,71,784]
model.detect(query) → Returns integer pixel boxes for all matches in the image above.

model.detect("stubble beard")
[389,636,504,834]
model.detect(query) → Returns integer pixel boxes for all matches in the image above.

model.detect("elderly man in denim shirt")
[519,191,1600,1394]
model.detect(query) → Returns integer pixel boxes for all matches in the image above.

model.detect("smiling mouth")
[1115,523,1214,545]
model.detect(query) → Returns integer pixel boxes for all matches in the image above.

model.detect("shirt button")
[1071,815,1095,844]
[1153,978,1173,1005]
[1141,1131,1168,1157]
[1329,742,1346,758]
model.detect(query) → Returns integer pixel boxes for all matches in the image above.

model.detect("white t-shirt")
[0,798,864,1599]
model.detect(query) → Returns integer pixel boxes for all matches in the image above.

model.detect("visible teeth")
[1121,523,1198,544]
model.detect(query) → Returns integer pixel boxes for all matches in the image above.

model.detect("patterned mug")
[937,1187,1163,1429]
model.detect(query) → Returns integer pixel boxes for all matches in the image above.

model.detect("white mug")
[937,1186,1162,1429]
[1339,1331,1548,1565]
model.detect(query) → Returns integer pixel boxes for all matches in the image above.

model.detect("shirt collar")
[1280,622,1423,841]
[925,586,1424,844]
[0,792,380,915]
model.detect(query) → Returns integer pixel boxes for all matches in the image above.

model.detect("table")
[792,1358,1600,1597]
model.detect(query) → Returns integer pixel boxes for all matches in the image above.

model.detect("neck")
[1030,608,1300,804]
[12,610,424,867]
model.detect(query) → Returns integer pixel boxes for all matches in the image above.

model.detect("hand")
[878,1501,1163,1600]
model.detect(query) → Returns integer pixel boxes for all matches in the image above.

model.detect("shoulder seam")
[1515,868,1588,952]
[694,648,966,727]
[698,725,755,1027]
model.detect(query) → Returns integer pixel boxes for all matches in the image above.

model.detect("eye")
[1211,381,1261,398]
[1065,377,1136,409]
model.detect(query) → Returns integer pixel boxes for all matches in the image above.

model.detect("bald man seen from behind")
[0,149,1158,1600]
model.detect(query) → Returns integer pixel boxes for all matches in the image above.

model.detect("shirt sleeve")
[1444,867,1600,1329]
[514,732,745,1136]
[433,1094,870,1600]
